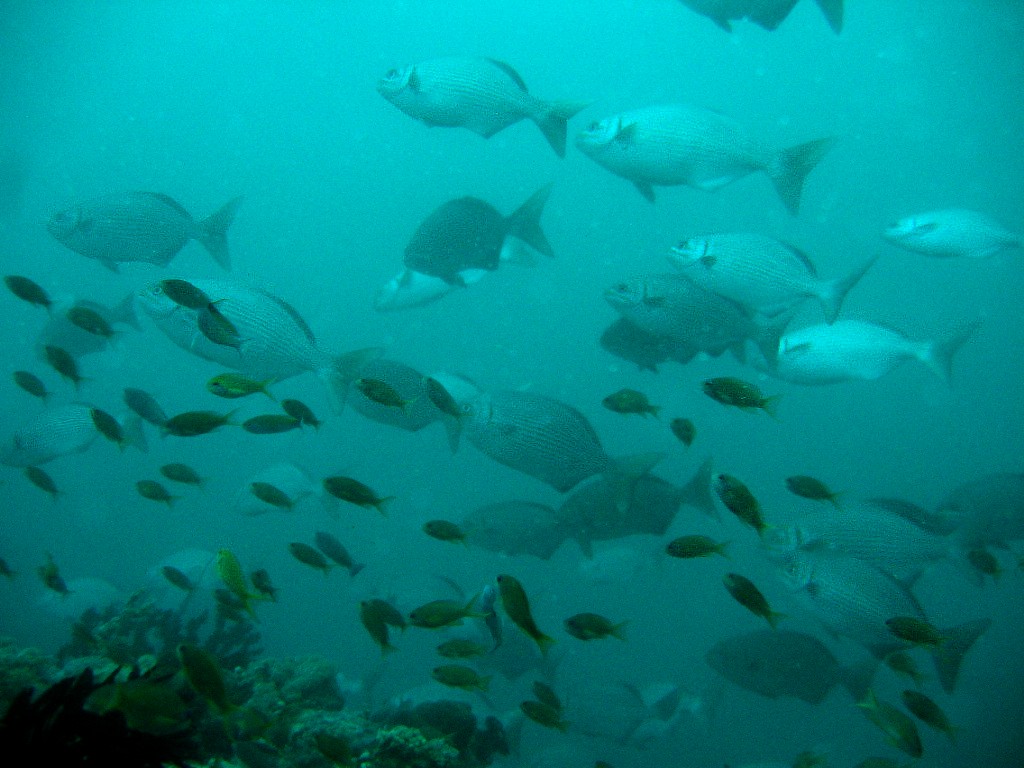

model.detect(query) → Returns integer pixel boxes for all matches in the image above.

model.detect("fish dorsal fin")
[140,192,191,220]
[780,241,818,277]
[258,291,316,344]
[486,58,528,92]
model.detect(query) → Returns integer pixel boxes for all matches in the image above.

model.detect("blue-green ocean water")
[0,2,1022,766]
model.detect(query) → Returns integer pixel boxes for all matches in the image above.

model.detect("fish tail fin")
[374,497,394,517]
[768,137,836,215]
[611,621,628,641]
[839,658,878,702]
[350,562,366,577]
[533,101,589,158]
[321,346,383,412]
[606,451,665,512]
[814,0,844,33]
[506,183,554,258]
[119,412,149,454]
[110,292,142,330]
[535,632,556,658]
[819,254,877,323]
[766,610,786,630]
[932,618,991,693]
[761,395,782,419]
[920,320,980,385]
[676,456,718,520]
[195,196,243,270]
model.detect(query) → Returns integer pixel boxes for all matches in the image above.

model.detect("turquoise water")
[0,2,1022,766]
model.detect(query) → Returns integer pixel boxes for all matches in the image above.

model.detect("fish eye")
[587,121,601,132]
[612,283,627,292]
[150,285,163,295]
[385,68,397,79]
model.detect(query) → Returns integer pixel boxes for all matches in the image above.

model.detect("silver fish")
[377,57,586,157]
[373,267,484,312]
[936,473,1024,548]
[136,278,379,409]
[706,629,871,704]
[575,103,834,213]
[348,358,461,452]
[775,550,990,693]
[678,0,843,33]
[605,273,786,364]
[883,208,1021,259]
[668,233,873,322]
[771,319,978,385]
[1,403,145,466]
[48,192,242,271]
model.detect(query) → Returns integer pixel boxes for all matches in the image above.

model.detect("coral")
[0,638,57,713]
[358,724,460,768]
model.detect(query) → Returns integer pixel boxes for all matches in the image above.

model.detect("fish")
[705,629,873,704]
[403,186,554,285]
[43,345,86,389]
[4,275,51,311]
[136,278,380,411]
[774,549,991,693]
[886,616,946,648]
[161,410,235,437]
[65,305,115,339]
[602,388,660,418]
[497,574,555,656]
[136,479,177,506]
[900,689,957,741]
[207,373,275,400]
[0,557,17,580]
[360,600,398,655]
[12,371,48,401]
[702,377,779,416]
[785,475,842,508]
[322,476,392,515]
[884,652,927,687]
[479,583,503,650]
[723,573,784,628]
[363,598,407,632]
[249,481,295,510]
[462,500,566,560]
[669,417,696,447]
[2,403,143,466]
[714,473,769,536]
[668,234,873,322]
[242,414,301,434]
[314,531,365,576]
[373,267,475,311]
[436,639,489,659]
[281,399,320,430]
[233,463,314,516]
[935,473,1024,549]
[288,542,331,574]
[966,547,1002,581]
[38,295,140,358]
[557,459,716,557]
[605,273,787,365]
[533,681,563,712]
[408,597,482,629]
[348,359,462,452]
[770,319,979,386]
[599,317,695,372]
[432,664,491,692]
[48,192,242,271]
[520,699,569,731]
[24,466,61,499]
[159,463,205,488]
[575,104,834,213]
[666,534,729,559]
[178,643,234,713]
[354,377,415,411]
[377,57,586,157]
[677,0,843,33]
[157,278,212,309]
[464,389,660,494]
[423,520,468,545]
[196,302,244,349]
[123,388,169,427]
[564,612,627,641]
[90,407,126,448]
[857,689,922,758]
[250,569,278,601]
[37,552,70,595]
[160,565,195,592]
[883,208,1021,259]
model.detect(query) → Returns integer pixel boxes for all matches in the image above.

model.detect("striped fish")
[48,192,242,271]
[668,233,874,323]
[575,103,834,213]
[377,57,587,157]
[1,403,145,466]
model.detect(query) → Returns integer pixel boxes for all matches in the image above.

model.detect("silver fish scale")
[466,390,611,492]
[2,403,99,466]
[140,279,328,381]
[51,192,193,265]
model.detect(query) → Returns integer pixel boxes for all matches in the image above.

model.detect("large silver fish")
[48,192,242,271]
[883,208,1021,259]
[706,629,870,704]
[347,358,461,452]
[463,389,660,493]
[605,273,786,363]
[1,403,145,466]
[136,278,379,409]
[770,319,978,385]
[377,57,587,157]
[775,549,990,692]
[462,500,565,560]
[575,104,834,213]
[936,473,1024,548]
[678,0,843,33]
[668,233,873,322]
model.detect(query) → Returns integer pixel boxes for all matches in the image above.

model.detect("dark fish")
[423,519,468,544]
[354,377,415,411]
[249,481,294,510]
[378,56,586,157]
[462,500,565,560]
[178,643,234,713]
[288,542,330,574]
[702,376,779,416]
[314,530,365,576]
[48,192,242,271]
[161,565,195,592]
[532,681,562,711]
[136,479,177,506]
[363,598,406,630]
[677,0,844,33]
[207,373,275,400]
[857,689,922,758]
[0,557,16,580]
[564,612,627,641]
[38,295,140,358]
[666,534,729,559]
[714,473,769,536]
[966,547,1001,581]
[159,463,205,487]
[599,317,692,372]
[90,407,125,448]
[519,699,569,731]
[409,597,481,629]
[124,387,169,427]
[38,552,70,595]
[66,305,114,338]
[242,414,300,434]
[785,475,842,508]
[12,371,48,401]
[884,652,927,687]
[432,664,491,692]
[157,278,213,309]
[936,472,1024,548]
[4,275,51,311]
[360,600,398,655]
[723,572,784,628]
[198,302,244,350]
[901,689,957,741]
[669,417,696,447]
[423,376,462,420]
[322,476,392,515]
[43,345,86,389]
[250,568,278,601]
[705,629,873,704]
[601,388,660,418]
[24,466,60,499]
[497,574,555,656]
[281,399,321,429]
[402,186,554,284]
[436,639,488,659]
[161,410,235,437]
[885,616,946,648]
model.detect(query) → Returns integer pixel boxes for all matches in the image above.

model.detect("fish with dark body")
[462,500,566,560]
[137,278,379,410]
[575,104,834,213]
[378,56,586,157]
[668,233,873,323]
[37,294,141,359]
[934,472,1024,549]
[123,387,169,427]
[677,0,843,33]
[605,273,786,364]
[883,208,1021,259]
[705,629,871,704]
[1,403,143,466]
[47,192,241,271]
[404,186,554,285]
[599,317,695,372]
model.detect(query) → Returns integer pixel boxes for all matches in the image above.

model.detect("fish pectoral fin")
[633,181,656,203]
[98,256,120,273]
[615,121,638,145]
